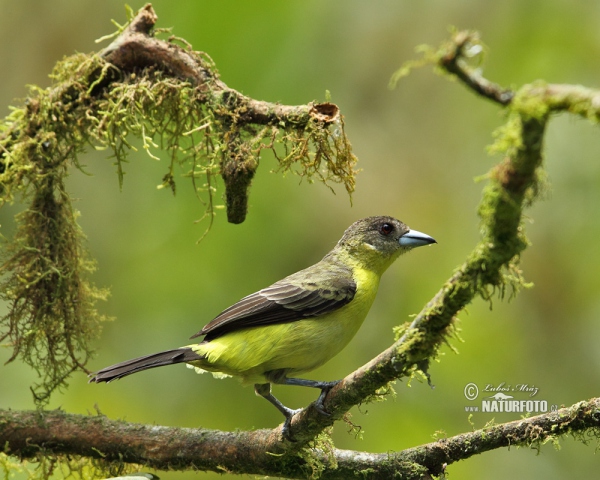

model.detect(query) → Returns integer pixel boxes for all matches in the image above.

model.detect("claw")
[255,377,341,435]
[314,380,339,416]
[280,407,302,441]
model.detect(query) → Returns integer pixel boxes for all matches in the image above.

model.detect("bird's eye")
[379,223,394,236]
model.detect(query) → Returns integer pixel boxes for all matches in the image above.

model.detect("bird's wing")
[191,263,356,341]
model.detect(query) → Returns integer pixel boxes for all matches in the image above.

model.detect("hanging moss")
[0,450,144,480]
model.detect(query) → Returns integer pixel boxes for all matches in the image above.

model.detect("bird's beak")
[399,229,437,248]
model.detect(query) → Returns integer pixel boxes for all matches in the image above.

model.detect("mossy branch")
[1,397,600,479]
[96,4,357,222]
[0,4,356,405]
[250,29,600,466]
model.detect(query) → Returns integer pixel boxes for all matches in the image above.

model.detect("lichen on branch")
[0,3,357,405]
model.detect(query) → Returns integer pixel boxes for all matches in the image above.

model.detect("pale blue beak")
[399,229,436,248]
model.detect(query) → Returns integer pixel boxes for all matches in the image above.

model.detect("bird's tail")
[89,347,203,383]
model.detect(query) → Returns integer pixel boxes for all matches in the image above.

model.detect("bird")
[90,216,436,435]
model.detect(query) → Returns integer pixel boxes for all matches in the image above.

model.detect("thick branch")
[100,4,343,224]
[1,3,347,225]
[2,398,599,478]
[101,4,339,128]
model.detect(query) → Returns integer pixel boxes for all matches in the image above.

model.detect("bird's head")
[335,216,436,273]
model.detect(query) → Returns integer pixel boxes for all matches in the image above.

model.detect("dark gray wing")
[191,264,356,341]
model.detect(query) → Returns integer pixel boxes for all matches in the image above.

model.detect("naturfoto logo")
[463,382,557,414]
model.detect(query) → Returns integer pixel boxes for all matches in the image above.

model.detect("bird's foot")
[281,406,303,441]
[314,380,340,416]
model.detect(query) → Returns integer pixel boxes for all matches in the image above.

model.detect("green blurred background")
[1,1,600,478]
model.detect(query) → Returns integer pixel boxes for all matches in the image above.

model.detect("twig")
[439,30,514,105]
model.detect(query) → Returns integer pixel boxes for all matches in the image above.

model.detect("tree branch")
[434,30,600,123]
[97,4,348,225]
[437,30,514,105]
[101,4,340,128]
[1,3,353,225]
[2,397,599,478]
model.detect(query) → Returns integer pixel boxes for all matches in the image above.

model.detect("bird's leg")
[254,383,301,438]
[279,377,340,416]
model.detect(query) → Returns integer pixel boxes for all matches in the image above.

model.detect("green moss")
[0,180,109,405]
[0,451,140,480]
[297,428,337,479]
[361,382,397,407]
[511,82,552,120]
